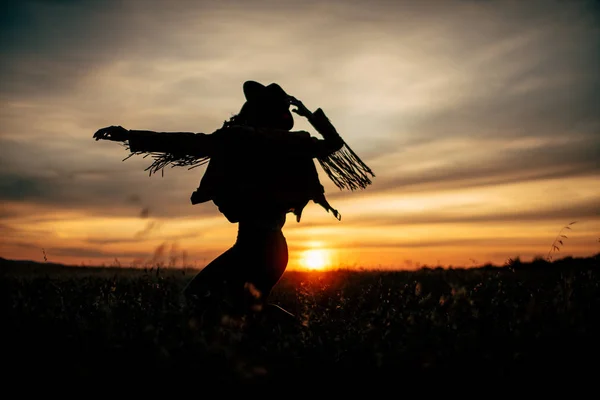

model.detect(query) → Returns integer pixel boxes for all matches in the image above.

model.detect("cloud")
[355,197,600,227]
[47,245,149,260]
[0,223,19,235]
[0,137,218,218]
[1,0,599,266]
[139,207,150,219]
[0,1,135,98]
[134,220,162,239]
[84,230,202,245]
[358,136,599,197]
[287,196,600,230]
[335,237,556,251]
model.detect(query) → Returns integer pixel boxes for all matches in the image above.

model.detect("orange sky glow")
[1,0,598,269]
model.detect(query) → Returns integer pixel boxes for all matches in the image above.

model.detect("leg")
[241,231,293,323]
[183,246,240,314]
[250,231,289,300]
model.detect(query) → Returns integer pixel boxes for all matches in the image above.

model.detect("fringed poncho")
[124,109,374,222]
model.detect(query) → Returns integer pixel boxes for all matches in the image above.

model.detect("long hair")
[221,110,246,129]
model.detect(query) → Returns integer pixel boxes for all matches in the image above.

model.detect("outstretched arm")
[93,126,214,157]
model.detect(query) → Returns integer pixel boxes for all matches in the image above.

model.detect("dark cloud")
[0,1,130,97]
[288,196,599,232]
[84,230,202,245]
[340,1,600,160]
[362,114,599,188]
[134,220,161,239]
[0,170,218,219]
[0,173,44,200]
[139,207,150,218]
[3,0,597,102]
[344,137,600,197]
[0,137,217,218]
[127,194,142,204]
[336,237,555,251]
[0,223,19,235]
[6,238,163,261]
[392,84,600,151]
[47,245,149,260]
[301,197,600,228]
[0,223,56,241]
[4,241,42,251]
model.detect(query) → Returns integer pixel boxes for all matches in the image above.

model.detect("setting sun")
[301,249,331,270]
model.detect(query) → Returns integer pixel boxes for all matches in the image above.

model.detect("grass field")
[2,254,599,385]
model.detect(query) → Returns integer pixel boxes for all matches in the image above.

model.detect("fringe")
[316,140,375,191]
[121,142,210,177]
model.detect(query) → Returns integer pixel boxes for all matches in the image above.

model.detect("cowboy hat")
[242,80,294,130]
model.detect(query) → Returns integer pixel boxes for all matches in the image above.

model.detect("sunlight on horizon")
[300,248,332,271]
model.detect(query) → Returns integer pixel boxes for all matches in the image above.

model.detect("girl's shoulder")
[215,125,313,145]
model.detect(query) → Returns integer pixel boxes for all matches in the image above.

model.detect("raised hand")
[288,96,313,119]
[93,125,129,142]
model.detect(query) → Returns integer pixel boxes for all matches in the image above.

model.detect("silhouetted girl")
[94,81,373,320]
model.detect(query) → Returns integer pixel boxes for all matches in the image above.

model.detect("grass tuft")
[547,221,577,262]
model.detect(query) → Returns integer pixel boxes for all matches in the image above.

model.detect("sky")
[1,0,599,270]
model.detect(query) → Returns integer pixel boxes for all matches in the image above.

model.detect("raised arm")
[288,96,344,157]
[93,126,214,157]
[305,107,344,157]
[232,98,344,159]
[288,96,374,190]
